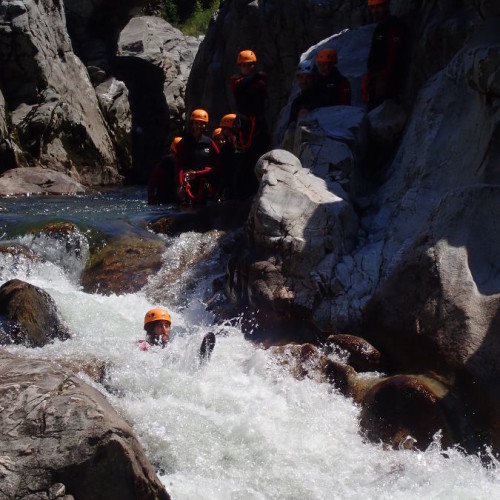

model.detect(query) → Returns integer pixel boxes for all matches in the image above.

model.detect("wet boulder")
[358,374,455,451]
[324,334,381,373]
[80,233,165,295]
[0,279,70,347]
[0,350,170,500]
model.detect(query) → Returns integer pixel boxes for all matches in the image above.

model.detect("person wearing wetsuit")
[315,48,351,107]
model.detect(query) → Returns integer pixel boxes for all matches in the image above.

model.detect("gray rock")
[0,167,87,196]
[0,350,169,500]
[0,0,121,184]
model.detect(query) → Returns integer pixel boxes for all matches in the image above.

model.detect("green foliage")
[162,0,219,35]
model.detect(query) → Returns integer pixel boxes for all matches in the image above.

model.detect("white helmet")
[296,59,316,75]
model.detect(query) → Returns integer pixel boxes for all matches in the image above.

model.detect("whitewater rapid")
[1,194,499,499]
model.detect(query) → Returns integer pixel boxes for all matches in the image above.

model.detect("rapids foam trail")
[1,197,499,499]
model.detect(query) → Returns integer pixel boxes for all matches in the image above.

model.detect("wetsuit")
[366,15,409,110]
[317,67,352,107]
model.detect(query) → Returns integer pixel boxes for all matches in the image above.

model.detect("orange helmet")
[190,109,209,123]
[237,50,257,64]
[368,0,388,4]
[144,308,171,329]
[220,113,237,129]
[316,48,338,64]
[212,127,223,138]
[170,136,182,153]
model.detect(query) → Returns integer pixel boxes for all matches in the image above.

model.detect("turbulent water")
[1,190,499,499]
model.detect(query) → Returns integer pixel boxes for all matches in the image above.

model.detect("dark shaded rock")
[359,374,455,451]
[148,199,252,236]
[325,334,381,372]
[0,279,70,347]
[80,233,165,295]
[0,350,169,500]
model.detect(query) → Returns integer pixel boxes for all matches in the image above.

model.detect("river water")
[1,190,499,499]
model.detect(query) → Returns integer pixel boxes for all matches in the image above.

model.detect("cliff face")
[0,0,198,188]
[188,0,500,452]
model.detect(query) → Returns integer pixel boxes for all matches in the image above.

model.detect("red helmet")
[316,48,338,64]
[237,50,257,64]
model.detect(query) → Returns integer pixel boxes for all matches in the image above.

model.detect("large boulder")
[0,350,169,500]
[362,185,500,451]
[0,0,122,184]
[0,279,70,347]
[227,149,358,330]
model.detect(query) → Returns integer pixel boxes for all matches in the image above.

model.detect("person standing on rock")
[315,48,351,107]
[364,0,409,110]
[174,109,219,204]
[288,59,322,125]
[138,307,216,362]
[229,50,269,199]
[147,136,181,205]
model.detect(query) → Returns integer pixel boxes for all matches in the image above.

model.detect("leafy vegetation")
[162,0,220,35]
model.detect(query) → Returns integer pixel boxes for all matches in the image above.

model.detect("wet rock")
[0,350,169,500]
[80,233,165,295]
[0,243,39,261]
[0,279,70,347]
[359,374,455,451]
[325,334,381,372]
[319,357,357,395]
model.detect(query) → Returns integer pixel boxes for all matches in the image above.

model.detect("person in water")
[138,307,216,361]
[138,308,172,350]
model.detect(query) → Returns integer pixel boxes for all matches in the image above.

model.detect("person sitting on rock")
[147,136,181,205]
[364,0,409,110]
[229,50,269,198]
[288,59,322,125]
[316,48,351,107]
[138,308,172,350]
[174,109,219,204]
[138,307,216,362]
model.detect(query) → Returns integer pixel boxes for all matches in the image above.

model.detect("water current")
[1,189,499,499]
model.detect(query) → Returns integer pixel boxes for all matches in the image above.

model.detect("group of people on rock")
[148,49,270,205]
[289,0,408,125]
[148,0,407,206]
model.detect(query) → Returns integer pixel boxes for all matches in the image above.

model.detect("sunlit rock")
[0,0,121,184]
[228,149,358,327]
[0,350,170,500]
[0,278,70,347]
[0,167,87,196]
